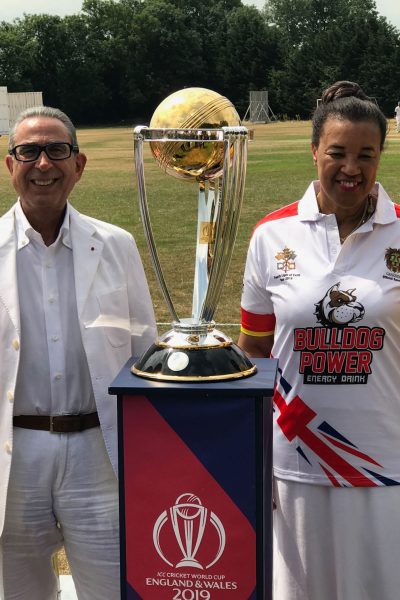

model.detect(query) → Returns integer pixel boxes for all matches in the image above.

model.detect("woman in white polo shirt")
[239,81,400,600]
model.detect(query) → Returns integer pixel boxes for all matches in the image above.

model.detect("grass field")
[2,119,399,341]
[1,119,400,575]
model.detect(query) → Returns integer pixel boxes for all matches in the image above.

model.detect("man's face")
[5,116,86,218]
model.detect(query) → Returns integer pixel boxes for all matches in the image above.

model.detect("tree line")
[1,0,399,125]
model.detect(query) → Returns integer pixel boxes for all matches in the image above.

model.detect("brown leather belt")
[13,412,100,433]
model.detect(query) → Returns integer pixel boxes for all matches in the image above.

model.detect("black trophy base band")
[131,342,257,382]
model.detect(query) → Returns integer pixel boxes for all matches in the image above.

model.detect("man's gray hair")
[8,106,78,150]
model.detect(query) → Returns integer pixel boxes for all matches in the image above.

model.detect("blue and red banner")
[121,393,259,600]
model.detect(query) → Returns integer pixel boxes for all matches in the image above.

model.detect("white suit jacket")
[0,202,157,536]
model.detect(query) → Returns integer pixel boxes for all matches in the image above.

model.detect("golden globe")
[149,87,241,182]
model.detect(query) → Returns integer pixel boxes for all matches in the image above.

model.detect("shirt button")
[12,339,20,350]
[54,373,63,380]
[7,390,14,403]
[51,335,59,342]
[4,442,12,454]
[49,296,55,304]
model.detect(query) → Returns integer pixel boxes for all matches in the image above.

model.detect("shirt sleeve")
[240,228,275,337]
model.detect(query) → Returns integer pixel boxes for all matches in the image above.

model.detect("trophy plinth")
[132,87,256,382]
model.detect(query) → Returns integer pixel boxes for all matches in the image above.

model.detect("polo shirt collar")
[298,180,397,225]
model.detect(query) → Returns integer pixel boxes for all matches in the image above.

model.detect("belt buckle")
[50,416,56,433]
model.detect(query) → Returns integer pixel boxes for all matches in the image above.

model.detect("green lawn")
[2,119,400,341]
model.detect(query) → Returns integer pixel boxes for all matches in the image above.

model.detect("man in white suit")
[0,107,157,599]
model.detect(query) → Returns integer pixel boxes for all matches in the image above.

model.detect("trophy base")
[131,324,256,382]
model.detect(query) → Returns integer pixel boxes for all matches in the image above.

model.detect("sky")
[0,0,399,29]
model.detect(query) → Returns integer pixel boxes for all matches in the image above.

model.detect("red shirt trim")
[253,201,299,234]
[241,308,276,335]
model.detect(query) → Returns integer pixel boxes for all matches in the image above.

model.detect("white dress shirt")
[14,201,96,416]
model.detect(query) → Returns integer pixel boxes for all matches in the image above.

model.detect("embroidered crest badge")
[385,248,400,274]
[275,246,296,273]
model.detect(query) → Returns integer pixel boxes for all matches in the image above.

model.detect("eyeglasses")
[9,142,79,162]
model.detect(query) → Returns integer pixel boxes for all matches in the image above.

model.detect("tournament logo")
[385,247,400,274]
[275,246,296,273]
[153,493,226,570]
[293,282,385,384]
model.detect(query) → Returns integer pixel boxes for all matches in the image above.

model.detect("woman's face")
[311,117,382,215]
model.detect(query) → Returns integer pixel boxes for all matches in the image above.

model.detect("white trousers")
[1,427,120,600]
[273,477,400,600]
